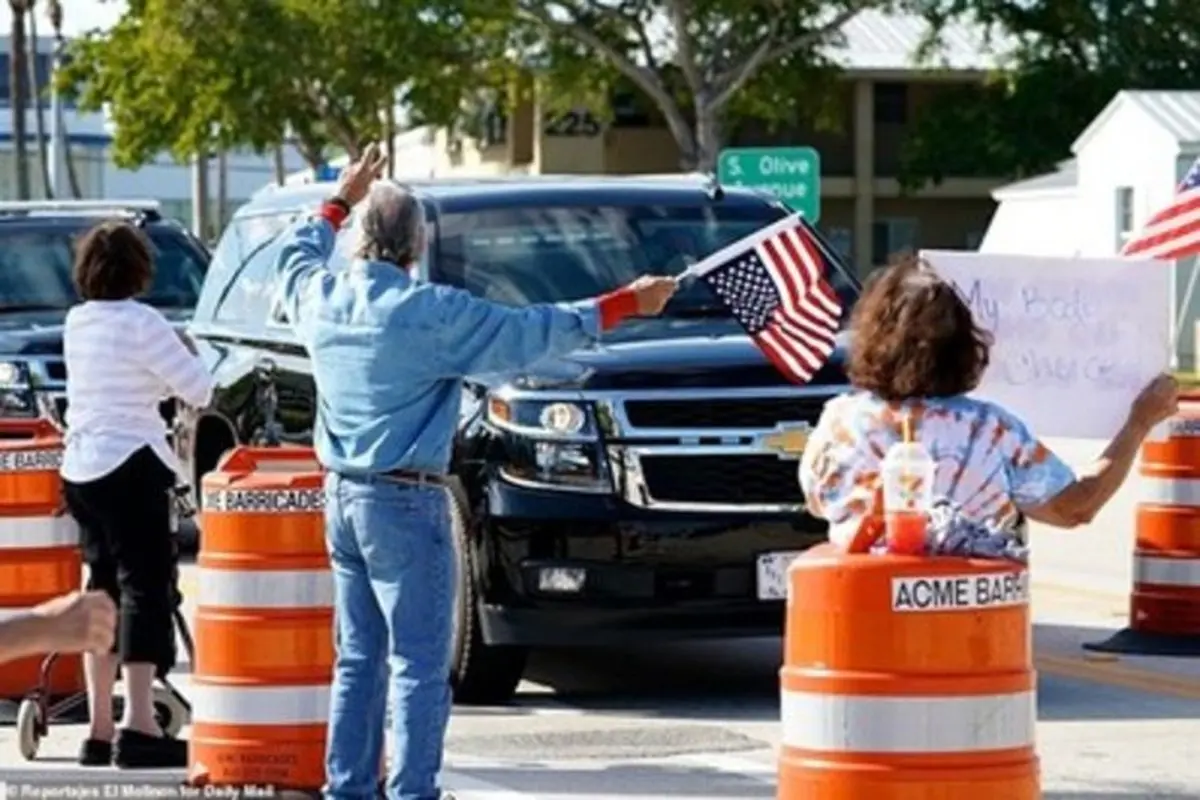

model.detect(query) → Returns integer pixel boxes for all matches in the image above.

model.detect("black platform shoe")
[113,729,188,769]
[78,738,113,766]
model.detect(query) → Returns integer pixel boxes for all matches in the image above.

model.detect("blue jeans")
[322,472,456,800]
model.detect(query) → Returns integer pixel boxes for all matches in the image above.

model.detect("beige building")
[401,11,1009,274]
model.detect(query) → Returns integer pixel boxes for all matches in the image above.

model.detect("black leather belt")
[381,469,445,486]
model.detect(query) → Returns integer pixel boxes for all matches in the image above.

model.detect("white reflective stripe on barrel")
[0,607,33,622]
[196,567,334,609]
[189,682,330,726]
[1141,477,1200,506]
[780,689,1036,753]
[0,515,78,549]
[1134,555,1200,588]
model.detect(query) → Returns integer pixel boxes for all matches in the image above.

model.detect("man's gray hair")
[354,181,426,266]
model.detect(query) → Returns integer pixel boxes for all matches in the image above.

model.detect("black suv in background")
[175,176,860,704]
[0,201,209,424]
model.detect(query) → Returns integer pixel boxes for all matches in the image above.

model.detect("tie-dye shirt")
[799,391,1076,547]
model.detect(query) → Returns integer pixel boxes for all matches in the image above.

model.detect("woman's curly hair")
[847,254,993,401]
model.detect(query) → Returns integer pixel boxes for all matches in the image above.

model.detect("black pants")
[63,446,177,667]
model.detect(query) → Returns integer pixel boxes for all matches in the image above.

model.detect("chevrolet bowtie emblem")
[760,425,811,459]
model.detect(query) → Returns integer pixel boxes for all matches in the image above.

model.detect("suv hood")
[499,316,849,391]
[0,307,194,356]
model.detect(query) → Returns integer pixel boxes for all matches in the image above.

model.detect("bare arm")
[0,591,115,666]
[1022,415,1150,528]
[0,614,51,665]
[1023,375,1178,528]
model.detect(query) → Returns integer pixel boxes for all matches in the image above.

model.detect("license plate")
[756,551,806,600]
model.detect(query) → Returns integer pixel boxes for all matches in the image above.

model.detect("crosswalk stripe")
[666,752,777,783]
[442,769,544,799]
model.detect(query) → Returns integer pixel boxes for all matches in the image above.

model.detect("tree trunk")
[191,152,209,241]
[45,0,77,197]
[384,103,395,179]
[693,104,724,174]
[215,150,227,231]
[273,144,286,185]
[294,133,324,172]
[9,2,31,200]
[62,131,81,197]
[26,2,51,198]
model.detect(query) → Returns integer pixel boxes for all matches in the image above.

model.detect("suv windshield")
[0,223,208,312]
[434,203,858,318]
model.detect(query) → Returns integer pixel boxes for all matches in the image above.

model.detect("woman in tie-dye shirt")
[800,256,1179,549]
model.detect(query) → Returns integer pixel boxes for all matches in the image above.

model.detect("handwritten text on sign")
[891,571,1029,612]
[920,251,1170,439]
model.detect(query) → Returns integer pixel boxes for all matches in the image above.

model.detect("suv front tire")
[447,480,528,705]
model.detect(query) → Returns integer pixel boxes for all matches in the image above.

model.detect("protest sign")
[920,250,1171,439]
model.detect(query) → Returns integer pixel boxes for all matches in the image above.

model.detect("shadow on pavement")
[504,637,781,722]
[481,628,1200,724]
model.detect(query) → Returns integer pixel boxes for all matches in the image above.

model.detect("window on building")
[872,218,918,265]
[873,82,908,125]
[1115,186,1134,250]
[822,226,853,263]
[965,230,984,250]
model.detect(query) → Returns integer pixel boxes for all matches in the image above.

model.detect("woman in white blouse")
[60,220,215,769]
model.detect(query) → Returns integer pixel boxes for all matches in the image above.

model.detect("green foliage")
[57,0,500,168]
[901,0,1200,188]
[508,0,891,167]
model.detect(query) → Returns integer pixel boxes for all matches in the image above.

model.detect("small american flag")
[1122,156,1200,260]
[690,214,842,384]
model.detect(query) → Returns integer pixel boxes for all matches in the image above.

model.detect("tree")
[46,0,82,198]
[507,0,893,171]
[26,0,51,197]
[8,0,31,199]
[900,0,1200,188]
[57,0,493,170]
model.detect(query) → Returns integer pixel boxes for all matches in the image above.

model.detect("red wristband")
[597,288,639,331]
[319,200,350,230]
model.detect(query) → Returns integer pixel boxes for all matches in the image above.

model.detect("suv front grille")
[639,454,802,506]
[624,397,828,429]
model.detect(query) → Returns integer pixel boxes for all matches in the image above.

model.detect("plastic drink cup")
[885,510,928,555]
[881,418,935,555]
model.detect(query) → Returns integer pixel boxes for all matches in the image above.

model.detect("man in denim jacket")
[273,145,676,800]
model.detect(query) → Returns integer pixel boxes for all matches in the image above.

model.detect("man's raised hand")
[335,143,389,208]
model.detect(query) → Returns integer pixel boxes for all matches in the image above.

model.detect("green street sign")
[716,147,821,222]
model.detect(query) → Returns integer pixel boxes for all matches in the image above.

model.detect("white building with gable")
[981,90,1200,368]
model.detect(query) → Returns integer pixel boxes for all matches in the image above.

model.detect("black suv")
[175,176,860,704]
[0,201,209,424]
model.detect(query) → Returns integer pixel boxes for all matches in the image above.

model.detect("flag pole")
[675,212,806,283]
[673,210,858,287]
[1171,258,1199,371]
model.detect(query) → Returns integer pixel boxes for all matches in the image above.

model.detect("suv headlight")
[0,361,39,417]
[486,396,609,492]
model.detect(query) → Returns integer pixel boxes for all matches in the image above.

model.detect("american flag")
[1122,156,1200,260]
[691,214,842,384]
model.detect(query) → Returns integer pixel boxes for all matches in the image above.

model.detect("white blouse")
[60,299,215,484]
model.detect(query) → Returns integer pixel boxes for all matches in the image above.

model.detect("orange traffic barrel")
[1086,401,1200,656]
[0,419,84,704]
[187,447,332,791]
[778,544,1038,799]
